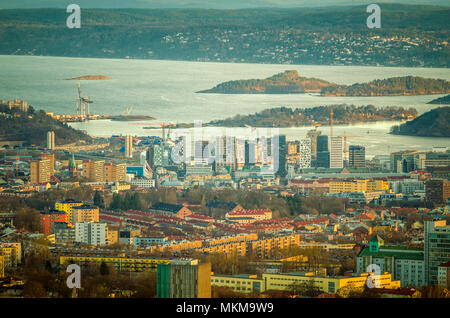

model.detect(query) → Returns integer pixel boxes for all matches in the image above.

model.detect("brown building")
[41,153,55,175]
[425,179,450,204]
[29,158,52,184]
[82,160,126,183]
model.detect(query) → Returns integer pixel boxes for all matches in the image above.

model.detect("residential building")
[131,177,156,188]
[75,222,107,246]
[53,222,75,243]
[262,272,400,295]
[55,199,83,227]
[150,202,192,219]
[71,205,99,225]
[60,255,170,272]
[126,135,133,158]
[40,209,67,235]
[157,259,211,298]
[437,261,450,289]
[211,274,265,294]
[0,255,4,278]
[29,158,52,184]
[425,179,450,205]
[46,131,55,150]
[424,220,450,285]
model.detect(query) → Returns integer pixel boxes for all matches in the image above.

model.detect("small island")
[198,71,450,97]
[197,70,335,94]
[427,94,450,105]
[65,75,112,80]
[207,104,418,128]
[390,107,450,137]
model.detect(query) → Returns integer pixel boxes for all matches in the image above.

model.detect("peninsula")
[198,72,450,97]
[390,107,450,137]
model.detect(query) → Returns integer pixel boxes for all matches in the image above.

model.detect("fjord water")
[0,55,449,157]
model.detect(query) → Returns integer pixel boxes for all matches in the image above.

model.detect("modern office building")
[46,131,55,150]
[40,209,67,235]
[424,220,450,285]
[75,222,107,246]
[390,151,426,173]
[349,145,366,168]
[329,136,343,169]
[157,259,211,298]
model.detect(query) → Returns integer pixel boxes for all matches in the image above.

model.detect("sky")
[0,0,449,9]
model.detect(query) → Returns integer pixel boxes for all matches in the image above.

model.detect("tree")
[100,261,110,276]
[93,191,105,208]
[23,281,48,298]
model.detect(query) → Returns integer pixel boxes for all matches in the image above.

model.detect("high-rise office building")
[329,136,343,169]
[276,135,287,177]
[390,151,426,173]
[298,139,312,169]
[157,259,211,298]
[424,220,450,285]
[125,135,133,158]
[46,131,55,150]
[316,135,330,168]
[349,145,366,168]
[316,135,329,153]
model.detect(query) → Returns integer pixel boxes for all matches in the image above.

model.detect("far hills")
[199,71,450,96]
[390,107,450,137]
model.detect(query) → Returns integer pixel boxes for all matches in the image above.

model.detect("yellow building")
[55,199,83,227]
[0,242,21,265]
[329,179,389,193]
[206,233,258,246]
[248,234,301,259]
[60,255,171,272]
[262,272,400,296]
[0,255,4,278]
[199,241,247,256]
[211,274,265,294]
[0,246,19,267]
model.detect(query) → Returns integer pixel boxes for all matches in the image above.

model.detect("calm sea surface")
[0,55,449,157]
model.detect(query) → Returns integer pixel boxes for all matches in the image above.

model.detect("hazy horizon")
[1,0,449,9]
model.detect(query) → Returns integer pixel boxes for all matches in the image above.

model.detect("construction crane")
[130,122,176,141]
[311,120,322,159]
[123,106,133,116]
[330,107,334,137]
[77,82,93,119]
